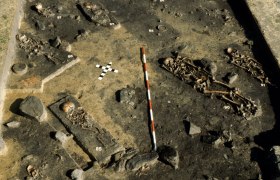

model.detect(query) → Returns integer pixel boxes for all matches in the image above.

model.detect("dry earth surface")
[1,0,280,179]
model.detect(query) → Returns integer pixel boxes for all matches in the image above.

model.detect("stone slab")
[246,0,280,68]
[49,96,124,166]
[19,96,47,122]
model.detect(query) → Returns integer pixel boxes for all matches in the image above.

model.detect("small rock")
[59,41,72,52]
[55,131,72,145]
[244,39,254,48]
[27,165,39,178]
[125,152,158,171]
[200,131,220,144]
[50,36,61,48]
[57,5,63,12]
[35,20,45,30]
[75,29,90,40]
[19,96,47,122]
[225,72,238,84]
[111,23,121,30]
[183,120,201,135]
[71,169,84,180]
[157,145,179,169]
[213,137,223,147]
[113,148,138,172]
[194,59,217,75]
[5,121,21,128]
[21,154,37,163]
[75,15,81,21]
[117,87,136,106]
[35,3,43,12]
[11,63,28,75]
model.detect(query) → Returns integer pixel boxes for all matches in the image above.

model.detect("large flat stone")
[19,96,47,122]
[49,96,124,166]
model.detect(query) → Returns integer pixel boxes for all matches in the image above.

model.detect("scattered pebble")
[35,3,43,12]
[27,165,39,178]
[225,72,238,84]
[71,169,84,180]
[223,105,231,110]
[5,121,21,128]
[184,120,201,135]
[60,41,72,52]
[55,131,72,145]
[68,54,74,58]
[96,147,102,151]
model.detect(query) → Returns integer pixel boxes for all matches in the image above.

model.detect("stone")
[208,62,218,75]
[11,63,28,75]
[71,169,84,180]
[59,41,72,52]
[113,148,138,172]
[49,96,124,165]
[117,87,136,105]
[75,29,90,41]
[194,58,217,75]
[157,145,179,169]
[55,131,72,145]
[35,20,46,30]
[225,72,238,84]
[19,96,47,122]
[5,121,21,128]
[50,36,62,48]
[183,120,201,135]
[200,131,220,144]
[125,151,158,171]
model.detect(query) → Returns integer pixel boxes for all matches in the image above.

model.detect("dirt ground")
[1,0,280,179]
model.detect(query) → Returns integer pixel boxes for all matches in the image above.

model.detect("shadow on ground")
[229,0,280,179]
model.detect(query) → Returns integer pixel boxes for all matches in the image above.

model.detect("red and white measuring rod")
[141,47,157,151]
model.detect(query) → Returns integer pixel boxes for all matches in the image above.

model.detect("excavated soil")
[1,0,280,179]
